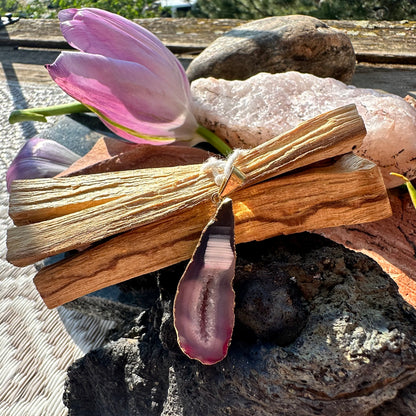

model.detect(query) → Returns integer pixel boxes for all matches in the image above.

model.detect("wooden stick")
[234,103,366,187]
[7,105,366,266]
[34,154,392,308]
[8,172,216,266]
[9,164,200,225]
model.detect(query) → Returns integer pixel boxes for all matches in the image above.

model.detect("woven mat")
[0,80,115,415]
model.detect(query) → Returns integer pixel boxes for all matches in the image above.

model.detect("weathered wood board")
[1,18,416,96]
[2,18,416,59]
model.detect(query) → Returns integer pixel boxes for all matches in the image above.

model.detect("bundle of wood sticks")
[7,104,392,308]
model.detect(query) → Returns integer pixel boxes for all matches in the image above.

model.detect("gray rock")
[187,15,356,83]
[63,233,416,416]
[371,382,416,415]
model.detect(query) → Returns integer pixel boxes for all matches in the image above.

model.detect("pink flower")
[6,137,79,191]
[46,8,198,144]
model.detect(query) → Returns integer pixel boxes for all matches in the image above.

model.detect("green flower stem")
[390,172,416,209]
[9,102,89,124]
[196,125,233,157]
[8,102,233,157]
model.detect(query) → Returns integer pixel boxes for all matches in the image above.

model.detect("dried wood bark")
[56,137,210,177]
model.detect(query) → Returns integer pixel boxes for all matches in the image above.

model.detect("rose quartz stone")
[191,71,416,188]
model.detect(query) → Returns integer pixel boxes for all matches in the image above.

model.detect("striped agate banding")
[173,197,236,365]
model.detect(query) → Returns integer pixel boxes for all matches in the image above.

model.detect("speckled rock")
[63,233,416,416]
[191,71,416,188]
[186,15,355,83]
[316,189,416,308]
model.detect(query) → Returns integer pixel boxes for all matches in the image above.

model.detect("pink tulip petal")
[60,8,167,55]
[14,137,80,165]
[7,159,69,191]
[174,198,236,365]
[58,8,190,95]
[46,52,197,142]
[6,137,80,191]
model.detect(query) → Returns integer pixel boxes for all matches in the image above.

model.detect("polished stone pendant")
[173,197,236,365]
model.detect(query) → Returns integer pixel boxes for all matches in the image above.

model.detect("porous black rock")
[234,266,307,345]
[186,15,356,83]
[63,233,416,416]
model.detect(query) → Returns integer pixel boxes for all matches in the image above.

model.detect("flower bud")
[7,137,80,191]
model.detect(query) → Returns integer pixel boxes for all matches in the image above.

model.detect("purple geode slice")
[173,198,236,365]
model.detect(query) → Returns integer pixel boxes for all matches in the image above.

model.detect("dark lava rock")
[63,233,416,416]
[186,15,356,83]
[234,266,307,345]
[370,381,416,415]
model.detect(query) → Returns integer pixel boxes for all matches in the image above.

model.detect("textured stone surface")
[370,382,416,415]
[64,233,416,416]
[186,15,355,83]
[316,189,416,308]
[191,71,416,188]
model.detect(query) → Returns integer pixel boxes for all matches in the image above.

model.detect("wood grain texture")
[8,169,215,266]
[9,164,202,225]
[7,105,365,266]
[3,18,416,61]
[33,153,392,308]
[2,19,416,97]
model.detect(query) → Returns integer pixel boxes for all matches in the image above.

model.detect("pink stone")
[191,72,416,188]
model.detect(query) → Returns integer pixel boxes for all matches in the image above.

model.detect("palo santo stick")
[233,103,366,188]
[9,164,199,225]
[7,173,216,266]
[34,154,392,309]
[7,104,366,267]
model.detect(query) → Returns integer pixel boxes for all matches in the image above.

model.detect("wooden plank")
[2,50,415,98]
[352,63,416,97]
[2,18,416,92]
[2,18,416,62]
[33,153,392,309]
[328,20,416,63]
[0,18,244,51]
[0,46,60,83]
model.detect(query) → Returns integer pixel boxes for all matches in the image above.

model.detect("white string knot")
[201,149,248,186]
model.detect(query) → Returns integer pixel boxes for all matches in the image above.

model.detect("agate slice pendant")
[173,197,236,365]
